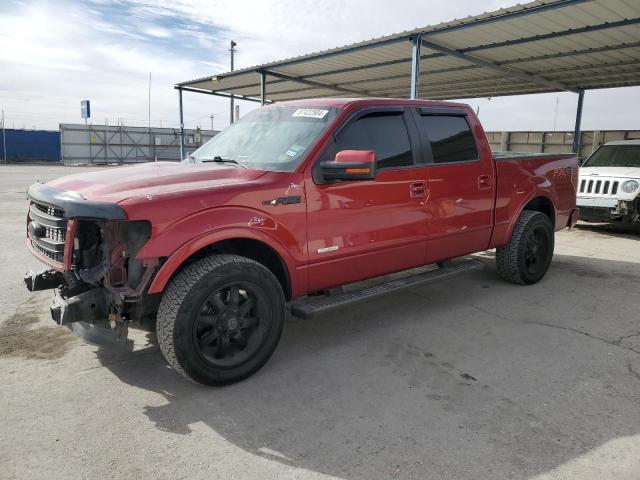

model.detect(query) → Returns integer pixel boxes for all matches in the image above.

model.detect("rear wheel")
[157,254,285,386]
[496,210,554,285]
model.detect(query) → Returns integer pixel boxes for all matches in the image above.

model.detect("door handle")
[410,181,427,198]
[478,175,491,190]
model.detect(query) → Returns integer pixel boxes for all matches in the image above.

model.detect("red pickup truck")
[24,98,579,385]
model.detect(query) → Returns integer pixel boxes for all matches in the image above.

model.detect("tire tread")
[156,254,283,384]
[496,210,553,285]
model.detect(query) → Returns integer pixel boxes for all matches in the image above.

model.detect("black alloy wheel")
[523,226,551,278]
[193,283,269,368]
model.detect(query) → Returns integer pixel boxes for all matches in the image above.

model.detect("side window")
[335,113,413,170]
[419,115,478,164]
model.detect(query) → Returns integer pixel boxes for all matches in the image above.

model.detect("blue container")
[0,129,61,162]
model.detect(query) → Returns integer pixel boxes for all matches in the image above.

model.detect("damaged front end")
[25,183,159,349]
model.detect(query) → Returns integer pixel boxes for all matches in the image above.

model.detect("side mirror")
[321,150,377,181]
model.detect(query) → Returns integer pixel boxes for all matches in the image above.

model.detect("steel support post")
[572,89,585,154]
[260,71,267,106]
[178,87,185,160]
[410,37,421,99]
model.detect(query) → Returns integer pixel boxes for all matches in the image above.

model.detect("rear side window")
[335,113,413,169]
[419,115,478,164]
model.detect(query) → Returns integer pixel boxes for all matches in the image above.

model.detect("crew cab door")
[413,108,495,262]
[305,107,429,292]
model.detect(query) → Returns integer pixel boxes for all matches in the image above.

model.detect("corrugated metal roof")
[177,0,640,102]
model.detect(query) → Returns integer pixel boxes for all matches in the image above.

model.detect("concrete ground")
[0,164,639,480]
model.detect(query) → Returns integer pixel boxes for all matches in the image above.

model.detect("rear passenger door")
[305,107,429,292]
[414,108,495,263]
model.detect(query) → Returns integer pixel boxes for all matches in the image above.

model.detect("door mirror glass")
[321,149,377,181]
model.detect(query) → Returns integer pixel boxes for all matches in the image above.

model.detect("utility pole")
[2,109,6,164]
[210,114,214,131]
[229,40,236,125]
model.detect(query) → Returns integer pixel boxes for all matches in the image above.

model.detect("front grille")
[579,178,619,196]
[34,203,64,218]
[28,201,68,265]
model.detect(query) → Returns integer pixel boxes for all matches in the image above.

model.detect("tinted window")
[583,145,640,168]
[335,113,413,169]
[420,115,478,163]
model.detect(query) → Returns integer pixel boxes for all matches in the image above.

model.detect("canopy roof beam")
[175,86,271,104]
[260,69,372,97]
[418,38,579,94]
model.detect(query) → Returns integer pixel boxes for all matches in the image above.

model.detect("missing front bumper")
[49,286,133,350]
[50,286,109,326]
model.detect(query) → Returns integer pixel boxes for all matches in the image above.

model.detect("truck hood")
[46,161,268,203]
[579,166,640,179]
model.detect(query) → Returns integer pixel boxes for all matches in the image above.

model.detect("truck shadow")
[95,253,640,479]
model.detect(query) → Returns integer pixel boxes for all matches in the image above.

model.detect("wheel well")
[523,196,555,226]
[177,238,292,300]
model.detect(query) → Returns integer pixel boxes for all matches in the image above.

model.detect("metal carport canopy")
[175,0,640,155]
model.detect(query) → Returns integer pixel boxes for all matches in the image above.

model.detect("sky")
[0,0,639,133]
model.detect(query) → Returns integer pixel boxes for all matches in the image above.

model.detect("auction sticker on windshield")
[292,108,329,119]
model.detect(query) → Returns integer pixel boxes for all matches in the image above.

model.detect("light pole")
[553,97,560,131]
[229,40,236,125]
[210,114,214,131]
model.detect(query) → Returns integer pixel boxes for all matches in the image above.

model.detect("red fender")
[146,227,305,296]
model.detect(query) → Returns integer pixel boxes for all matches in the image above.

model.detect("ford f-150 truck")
[24,98,579,385]
[577,140,640,224]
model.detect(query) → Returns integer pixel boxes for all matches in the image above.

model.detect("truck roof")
[604,140,640,145]
[276,97,471,110]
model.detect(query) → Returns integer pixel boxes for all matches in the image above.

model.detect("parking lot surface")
[1,164,639,480]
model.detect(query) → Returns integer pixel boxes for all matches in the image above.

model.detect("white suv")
[577,140,640,224]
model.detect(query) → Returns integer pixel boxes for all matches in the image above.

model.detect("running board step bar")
[290,258,484,319]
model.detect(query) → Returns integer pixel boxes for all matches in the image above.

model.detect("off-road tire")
[496,210,554,285]
[157,254,286,386]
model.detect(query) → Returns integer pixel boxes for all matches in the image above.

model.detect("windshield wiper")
[201,156,246,168]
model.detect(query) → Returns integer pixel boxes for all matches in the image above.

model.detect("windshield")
[583,145,640,168]
[186,105,340,172]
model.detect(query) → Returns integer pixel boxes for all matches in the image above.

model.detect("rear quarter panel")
[490,155,578,247]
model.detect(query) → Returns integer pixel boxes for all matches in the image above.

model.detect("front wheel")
[496,210,554,285]
[157,254,286,386]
